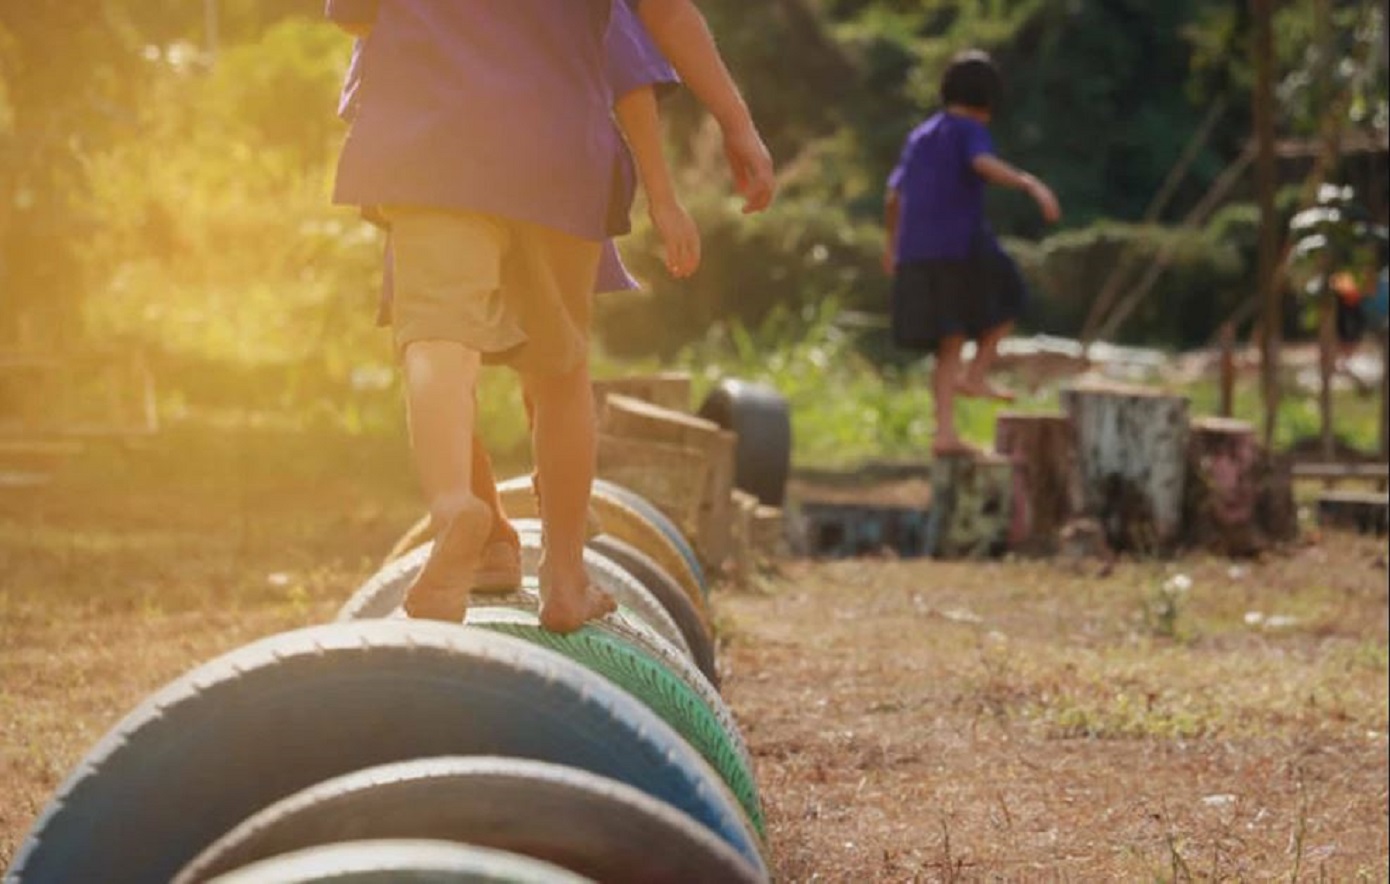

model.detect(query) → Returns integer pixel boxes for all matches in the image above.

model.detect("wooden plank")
[1292,462,1389,480]
[1316,490,1389,535]
[600,394,735,567]
[592,373,692,416]
[596,433,709,538]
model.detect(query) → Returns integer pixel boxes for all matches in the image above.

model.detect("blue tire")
[8,623,766,884]
[178,758,763,884]
[204,839,590,884]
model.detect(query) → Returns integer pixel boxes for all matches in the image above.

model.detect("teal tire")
[589,534,717,687]
[465,608,763,834]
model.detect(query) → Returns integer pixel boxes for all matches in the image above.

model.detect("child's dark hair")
[940,50,1003,111]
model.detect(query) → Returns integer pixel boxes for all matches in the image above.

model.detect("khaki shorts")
[384,208,601,376]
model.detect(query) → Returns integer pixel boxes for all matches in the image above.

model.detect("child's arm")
[615,86,701,278]
[633,0,775,215]
[972,155,1061,223]
[882,188,902,275]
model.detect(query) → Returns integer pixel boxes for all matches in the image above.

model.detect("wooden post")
[1380,328,1388,459]
[1252,0,1282,449]
[1218,322,1236,418]
[993,412,1082,555]
[925,452,1013,559]
[1061,383,1191,553]
[1314,0,1342,464]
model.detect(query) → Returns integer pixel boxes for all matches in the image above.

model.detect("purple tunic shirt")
[346,0,678,316]
[596,0,677,293]
[888,112,995,262]
[328,0,634,242]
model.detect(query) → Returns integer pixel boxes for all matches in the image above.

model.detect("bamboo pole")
[1252,0,1281,449]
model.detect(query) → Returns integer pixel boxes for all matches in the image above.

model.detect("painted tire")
[205,840,591,884]
[7,623,766,884]
[498,477,707,613]
[588,534,717,688]
[513,521,691,659]
[697,379,792,508]
[593,479,707,596]
[178,758,763,884]
[465,608,762,833]
[337,529,693,662]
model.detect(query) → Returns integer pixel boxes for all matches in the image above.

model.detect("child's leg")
[521,360,615,633]
[389,208,517,621]
[401,341,492,620]
[933,334,973,454]
[958,321,1017,402]
[469,429,523,590]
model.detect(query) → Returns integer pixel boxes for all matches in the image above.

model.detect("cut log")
[728,489,760,589]
[1316,490,1389,536]
[750,505,786,561]
[993,412,1082,555]
[599,395,735,568]
[592,373,692,417]
[925,452,1013,559]
[1183,417,1262,554]
[1061,383,1190,554]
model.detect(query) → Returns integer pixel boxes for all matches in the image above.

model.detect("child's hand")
[722,123,776,215]
[1030,180,1061,224]
[650,198,701,279]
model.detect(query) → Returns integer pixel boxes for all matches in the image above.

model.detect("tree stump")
[599,394,735,568]
[925,452,1013,559]
[1183,417,1262,554]
[1060,383,1190,554]
[993,412,1082,555]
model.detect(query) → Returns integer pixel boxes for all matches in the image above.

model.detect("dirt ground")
[2,429,1388,880]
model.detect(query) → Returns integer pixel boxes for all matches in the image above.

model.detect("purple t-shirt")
[328,0,635,242]
[887,112,995,262]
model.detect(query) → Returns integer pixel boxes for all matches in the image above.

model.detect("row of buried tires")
[7,477,769,884]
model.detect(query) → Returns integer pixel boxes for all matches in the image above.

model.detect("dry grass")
[2,425,1388,880]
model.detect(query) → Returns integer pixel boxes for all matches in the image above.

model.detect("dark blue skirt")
[891,236,1028,353]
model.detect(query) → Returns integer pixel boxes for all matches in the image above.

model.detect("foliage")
[0,0,1384,463]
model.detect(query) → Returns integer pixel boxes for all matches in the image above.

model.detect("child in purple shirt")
[884,50,1060,455]
[328,0,772,631]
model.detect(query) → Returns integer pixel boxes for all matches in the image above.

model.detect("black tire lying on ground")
[697,379,792,508]
[178,758,763,884]
[464,608,762,833]
[588,534,718,687]
[7,622,766,884]
[204,839,590,884]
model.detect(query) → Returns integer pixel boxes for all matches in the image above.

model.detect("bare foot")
[403,499,491,622]
[538,563,616,634]
[473,538,523,592]
[956,376,1017,402]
